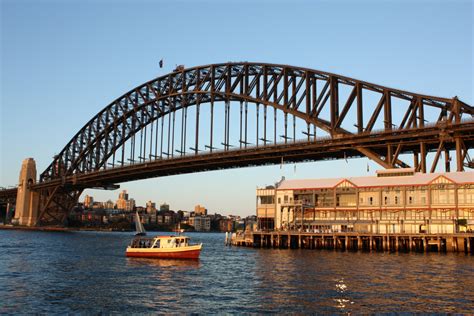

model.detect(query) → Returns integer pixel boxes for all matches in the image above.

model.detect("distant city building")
[117,190,135,211]
[92,201,104,209]
[160,203,170,212]
[194,204,207,216]
[119,190,129,200]
[125,198,136,212]
[189,215,211,232]
[157,210,176,225]
[72,190,245,232]
[84,195,94,208]
[219,217,234,232]
[104,199,114,209]
[146,201,157,213]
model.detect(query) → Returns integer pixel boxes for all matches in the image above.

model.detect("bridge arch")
[40,62,474,183]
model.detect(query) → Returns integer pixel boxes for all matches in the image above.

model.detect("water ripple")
[0,230,473,313]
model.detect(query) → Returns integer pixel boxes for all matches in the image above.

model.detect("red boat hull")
[126,249,201,259]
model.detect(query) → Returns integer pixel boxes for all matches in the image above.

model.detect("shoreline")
[0,224,225,234]
[0,224,73,232]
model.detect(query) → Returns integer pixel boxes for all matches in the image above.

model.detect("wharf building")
[256,169,474,235]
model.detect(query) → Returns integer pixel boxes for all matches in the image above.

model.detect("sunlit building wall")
[256,170,474,234]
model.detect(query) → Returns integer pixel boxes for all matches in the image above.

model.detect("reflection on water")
[334,278,353,310]
[126,257,201,268]
[0,230,472,313]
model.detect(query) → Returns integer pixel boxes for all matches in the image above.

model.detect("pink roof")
[277,171,474,190]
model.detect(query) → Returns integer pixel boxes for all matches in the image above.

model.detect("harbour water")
[0,230,473,313]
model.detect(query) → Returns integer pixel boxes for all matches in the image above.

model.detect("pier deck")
[230,231,474,253]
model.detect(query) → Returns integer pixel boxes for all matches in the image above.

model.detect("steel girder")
[39,62,474,183]
[20,62,472,225]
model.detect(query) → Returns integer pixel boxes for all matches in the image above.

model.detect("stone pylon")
[14,158,39,226]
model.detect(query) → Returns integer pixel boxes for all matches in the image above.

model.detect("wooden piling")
[232,232,473,253]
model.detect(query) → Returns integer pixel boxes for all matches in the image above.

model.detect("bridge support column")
[14,158,39,226]
[420,142,427,173]
[455,137,464,172]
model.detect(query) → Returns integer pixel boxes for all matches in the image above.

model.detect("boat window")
[154,240,160,248]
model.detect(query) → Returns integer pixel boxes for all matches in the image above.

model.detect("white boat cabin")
[129,236,191,249]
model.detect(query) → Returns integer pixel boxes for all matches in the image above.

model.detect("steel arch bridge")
[1,62,474,225]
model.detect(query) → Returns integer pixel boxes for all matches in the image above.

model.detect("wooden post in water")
[446,237,453,252]
[369,236,373,252]
[458,238,465,253]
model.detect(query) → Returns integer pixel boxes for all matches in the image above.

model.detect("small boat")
[126,235,202,259]
[134,211,146,236]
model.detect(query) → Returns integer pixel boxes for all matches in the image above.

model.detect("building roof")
[276,171,474,190]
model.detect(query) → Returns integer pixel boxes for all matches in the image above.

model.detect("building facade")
[189,215,211,232]
[194,204,207,216]
[83,195,94,209]
[146,201,157,213]
[116,190,129,210]
[256,170,474,234]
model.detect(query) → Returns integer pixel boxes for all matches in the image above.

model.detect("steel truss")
[4,62,473,225]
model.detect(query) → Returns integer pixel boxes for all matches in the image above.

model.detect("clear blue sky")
[1,0,472,216]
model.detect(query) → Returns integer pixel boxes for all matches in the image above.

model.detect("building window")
[409,196,413,204]
[369,197,373,205]
[278,197,281,204]
[284,195,288,203]
[260,196,274,205]
[384,196,389,205]
[395,196,398,205]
